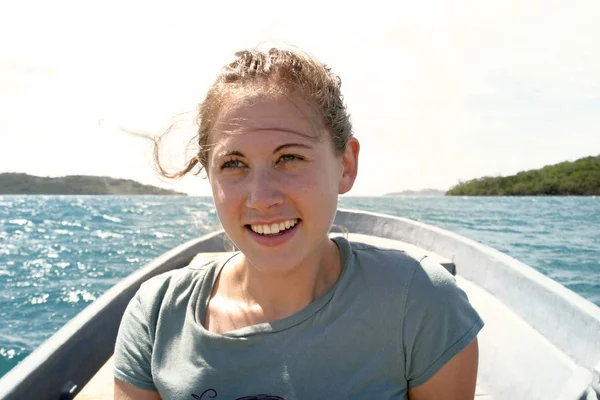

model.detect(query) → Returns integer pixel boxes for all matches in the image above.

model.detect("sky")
[1,0,599,196]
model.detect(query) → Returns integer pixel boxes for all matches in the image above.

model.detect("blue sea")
[1,196,599,379]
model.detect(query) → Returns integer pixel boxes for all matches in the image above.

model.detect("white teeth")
[270,223,280,234]
[249,219,298,235]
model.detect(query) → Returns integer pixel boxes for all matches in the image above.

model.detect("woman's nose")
[245,168,284,211]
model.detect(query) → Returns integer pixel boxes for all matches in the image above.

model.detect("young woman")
[113,47,483,400]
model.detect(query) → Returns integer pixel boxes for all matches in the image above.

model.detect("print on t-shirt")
[192,389,285,400]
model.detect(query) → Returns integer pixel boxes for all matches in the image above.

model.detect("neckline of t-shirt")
[198,236,352,339]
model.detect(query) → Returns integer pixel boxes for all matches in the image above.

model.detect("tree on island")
[0,173,186,195]
[447,155,600,196]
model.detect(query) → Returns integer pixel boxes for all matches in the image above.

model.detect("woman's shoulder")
[134,252,234,309]
[342,238,421,278]
[339,237,459,298]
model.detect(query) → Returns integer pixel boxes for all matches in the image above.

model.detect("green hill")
[447,155,600,196]
[0,173,186,195]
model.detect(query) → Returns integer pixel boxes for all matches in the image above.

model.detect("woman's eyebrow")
[273,143,312,153]
[216,144,311,159]
[218,150,245,158]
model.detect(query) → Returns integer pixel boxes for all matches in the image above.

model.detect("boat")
[0,209,599,400]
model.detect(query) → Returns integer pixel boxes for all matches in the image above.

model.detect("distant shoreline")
[0,173,186,196]
[383,189,446,197]
[446,155,599,196]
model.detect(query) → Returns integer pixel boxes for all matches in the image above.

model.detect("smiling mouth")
[247,219,299,236]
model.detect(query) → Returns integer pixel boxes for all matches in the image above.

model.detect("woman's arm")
[408,339,479,400]
[114,378,162,400]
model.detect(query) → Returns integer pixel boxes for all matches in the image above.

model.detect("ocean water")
[0,195,599,379]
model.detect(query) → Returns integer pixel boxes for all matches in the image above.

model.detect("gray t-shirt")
[114,237,483,399]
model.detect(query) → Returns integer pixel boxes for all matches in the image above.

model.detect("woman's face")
[207,93,359,274]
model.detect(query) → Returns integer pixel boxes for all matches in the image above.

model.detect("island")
[446,155,600,196]
[384,189,446,196]
[0,173,186,195]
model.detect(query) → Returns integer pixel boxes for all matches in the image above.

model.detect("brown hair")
[154,46,353,178]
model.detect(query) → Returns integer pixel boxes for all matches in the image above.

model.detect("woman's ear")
[339,138,360,195]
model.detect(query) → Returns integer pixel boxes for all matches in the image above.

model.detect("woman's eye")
[221,159,245,169]
[277,154,304,164]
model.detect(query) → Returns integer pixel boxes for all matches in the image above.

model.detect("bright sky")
[1,0,599,196]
